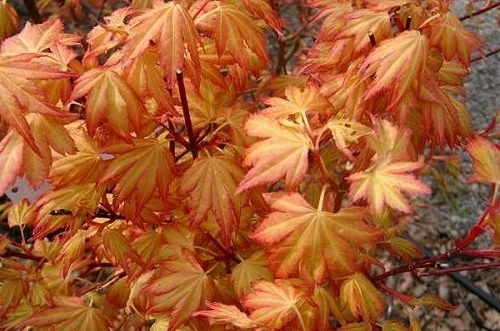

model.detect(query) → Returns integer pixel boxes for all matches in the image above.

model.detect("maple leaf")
[0,53,75,154]
[0,132,23,196]
[123,47,174,112]
[49,127,107,188]
[409,294,455,311]
[260,85,332,127]
[466,136,500,185]
[20,297,111,330]
[242,280,310,330]
[340,273,384,321]
[0,279,27,315]
[382,321,410,331]
[70,68,147,139]
[237,115,312,192]
[84,8,131,66]
[322,118,372,161]
[364,0,418,12]
[7,199,35,229]
[33,183,104,239]
[180,152,245,246]
[56,229,87,277]
[427,11,483,66]
[336,9,392,54]
[124,1,200,87]
[230,250,273,297]
[348,160,430,214]
[195,4,268,70]
[102,228,145,275]
[0,1,18,42]
[100,136,175,209]
[241,0,282,33]
[361,30,428,109]
[252,191,380,282]
[194,302,258,329]
[146,250,215,331]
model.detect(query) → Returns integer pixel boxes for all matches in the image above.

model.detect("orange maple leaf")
[20,297,111,330]
[124,1,200,87]
[195,4,268,70]
[0,1,18,42]
[180,152,245,246]
[466,136,500,185]
[146,250,214,331]
[194,302,258,329]
[340,273,384,321]
[70,68,146,140]
[361,30,428,109]
[252,191,380,282]
[237,115,312,192]
[100,136,175,210]
[242,279,311,330]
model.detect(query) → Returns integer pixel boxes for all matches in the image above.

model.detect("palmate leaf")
[466,136,500,185]
[348,160,430,214]
[230,250,273,297]
[0,1,18,42]
[242,280,311,330]
[100,136,175,210]
[180,152,245,246]
[194,302,258,329]
[237,115,312,192]
[195,4,268,70]
[20,297,111,330]
[361,30,428,109]
[340,273,384,321]
[146,250,214,331]
[252,192,380,282]
[124,0,200,87]
[427,11,483,66]
[70,68,146,140]
[0,53,75,154]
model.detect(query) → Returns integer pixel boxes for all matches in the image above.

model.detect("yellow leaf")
[252,192,379,282]
[194,302,258,329]
[102,228,145,275]
[466,136,500,185]
[7,198,35,228]
[230,250,273,297]
[340,273,384,321]
[20,296,111,330]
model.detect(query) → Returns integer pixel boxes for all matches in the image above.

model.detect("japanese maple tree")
[0,0,499,330]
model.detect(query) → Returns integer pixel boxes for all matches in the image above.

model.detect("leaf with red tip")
[237,115,312,192]
[124,1,200,87]
[194,302,258,329]
[242,280,310,330]
[340,273,384,321]
[102,228,145,275]
[252,192,379,282]
[466,136,500,185]
[362,30,428,109]
[180,152,245,246]
[100,136,174,210]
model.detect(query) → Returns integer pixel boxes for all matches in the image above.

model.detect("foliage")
[0,0,499,330]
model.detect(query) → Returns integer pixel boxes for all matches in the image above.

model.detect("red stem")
[460,249,500,259]
[175,70,198,159]
[459,2,500,21]
[417,261,500,277]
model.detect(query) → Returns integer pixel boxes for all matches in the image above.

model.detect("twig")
[78,270,126,296]
[471,48,500,63]
[176,70,198,159]
[460,2,500,21]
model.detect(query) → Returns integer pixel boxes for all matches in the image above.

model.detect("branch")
[416,261,500,277]
[460,2,500,21]
[175,70,198,159]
